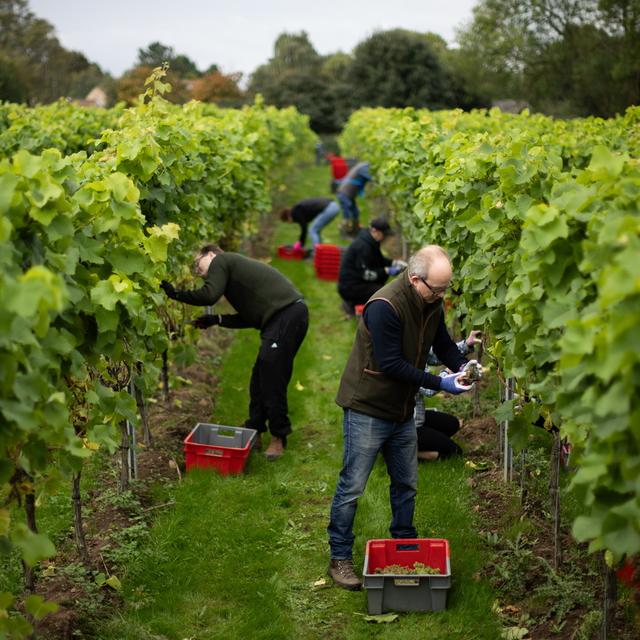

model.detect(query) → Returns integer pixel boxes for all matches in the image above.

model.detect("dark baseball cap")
[370,217,394,236]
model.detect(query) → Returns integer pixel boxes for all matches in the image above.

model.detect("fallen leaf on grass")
[105,575,122,591]
[312,578,328,589]
[354,613,399,624]
[95,573,122,591]
[322,354,333,360]
[295,381,305,391]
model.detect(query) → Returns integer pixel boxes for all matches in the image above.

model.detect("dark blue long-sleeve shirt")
[363,299,467,391]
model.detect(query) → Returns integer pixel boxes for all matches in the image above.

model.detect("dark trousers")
[246,301,309,441]
[416,410,462,459]
[338,282,383,306]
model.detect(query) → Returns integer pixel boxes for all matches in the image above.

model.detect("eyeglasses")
[418,276,450,296]
[193,255,205,272]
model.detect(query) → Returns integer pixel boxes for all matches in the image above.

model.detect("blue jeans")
[309,201,340,247]
[327,409,418,559]
[337,192,359,222]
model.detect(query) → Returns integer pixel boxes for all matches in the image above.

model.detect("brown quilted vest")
[336,272,443,422]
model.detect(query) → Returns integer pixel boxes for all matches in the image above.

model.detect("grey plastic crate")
[190,423,255,448]
[362,538,452,614]
[184,423,257,475]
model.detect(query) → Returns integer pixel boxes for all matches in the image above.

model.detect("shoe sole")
[328,577,362,591]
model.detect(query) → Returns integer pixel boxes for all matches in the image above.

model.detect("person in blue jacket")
[336,161,372,236]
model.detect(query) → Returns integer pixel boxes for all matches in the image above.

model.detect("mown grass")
[96,164,501,639]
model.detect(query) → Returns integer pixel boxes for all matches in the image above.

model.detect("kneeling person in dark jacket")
[160,244,309,461]
[337,217,405,315]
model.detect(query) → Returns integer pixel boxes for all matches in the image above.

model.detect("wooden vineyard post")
[549,431,563,570]
[119,421,129,492]
[23,490,37,594]
[161,349,170,402]
[127,416,138,481]
[118,410,139,494]
[472,341,484,418]
[501,378,515,482]
[133,366,152,448]
[72,471,91,567]
[519,449,528,504]
[126,379,138,481]
[600,552,617,639]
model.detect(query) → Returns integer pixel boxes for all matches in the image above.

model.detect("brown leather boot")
[264,436,285,461]
[328,559,362,591]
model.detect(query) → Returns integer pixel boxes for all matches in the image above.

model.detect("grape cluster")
[374,562,440,575]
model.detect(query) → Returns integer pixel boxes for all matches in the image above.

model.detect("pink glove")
[293,241,302,251]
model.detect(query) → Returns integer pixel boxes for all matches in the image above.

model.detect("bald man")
[327,245,480,590]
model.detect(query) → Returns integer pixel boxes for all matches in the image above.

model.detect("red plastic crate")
[363,538,452,614]
[184,423,257,476]
[277,244,308,260]
[314,243,344,281]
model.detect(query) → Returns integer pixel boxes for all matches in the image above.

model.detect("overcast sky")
[29,0,479,79]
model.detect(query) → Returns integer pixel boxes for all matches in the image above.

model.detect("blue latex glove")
[387,266,401,276]
[439,372,473,395]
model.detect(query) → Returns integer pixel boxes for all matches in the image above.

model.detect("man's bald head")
[408,245,453,302]
[408,246,451,280]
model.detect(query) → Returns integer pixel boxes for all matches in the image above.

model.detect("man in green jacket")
[160,244,308,460]
[327,245,480,590]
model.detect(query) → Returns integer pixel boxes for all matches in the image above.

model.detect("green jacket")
[336,273,442,422]
[173,253,302,329]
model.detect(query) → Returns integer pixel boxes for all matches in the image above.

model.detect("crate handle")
[395,543,420,551]
[217,429,238,438]
[393,578,420,587]
[204,449,224,456]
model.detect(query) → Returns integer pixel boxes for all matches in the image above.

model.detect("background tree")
[137,41,177,68]
[454,0,640,116]
[0,0,111,104]
[116,65,190,105]
[320,52,353,130]
[347,29,456,110]
[137,41,201,78]
[249,32,338,132]
[0,52,28,102]
[191,70,244,106]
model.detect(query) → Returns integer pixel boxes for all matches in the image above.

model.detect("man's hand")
[465,330,482,349]
[191,314,220,329]
[439,372,473,394]
[160,280,178,300]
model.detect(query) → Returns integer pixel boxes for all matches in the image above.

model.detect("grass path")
[97,165,501,639]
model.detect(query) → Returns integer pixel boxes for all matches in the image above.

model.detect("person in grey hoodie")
[336,161,372,236]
